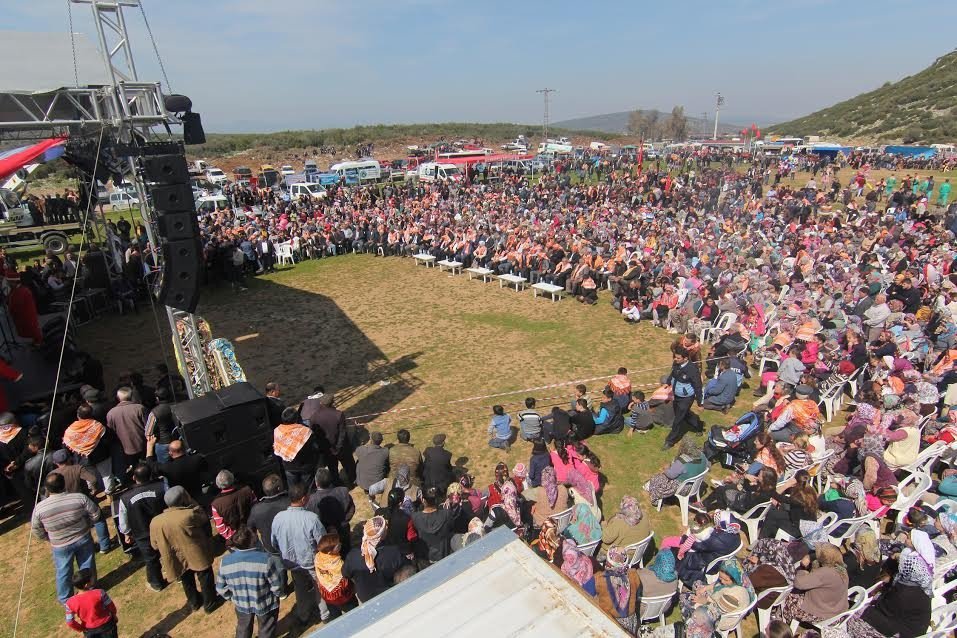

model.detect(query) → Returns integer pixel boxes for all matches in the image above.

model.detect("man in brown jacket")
[105,387,148,477]
[388,429,422,486]
[149,486,222,613]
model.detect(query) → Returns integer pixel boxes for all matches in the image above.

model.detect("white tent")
[313,527,628,638]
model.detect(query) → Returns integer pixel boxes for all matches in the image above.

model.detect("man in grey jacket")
[355,431,389,506]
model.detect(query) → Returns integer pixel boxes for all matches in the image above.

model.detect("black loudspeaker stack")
[170,382,281,491]
[138,147,202,312]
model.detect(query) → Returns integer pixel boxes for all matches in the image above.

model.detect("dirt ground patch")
[1,252,745,638]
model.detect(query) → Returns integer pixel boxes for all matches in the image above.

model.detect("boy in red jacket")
[64,569,118,637]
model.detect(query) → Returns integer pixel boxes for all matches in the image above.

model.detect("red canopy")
[0,137,67,182]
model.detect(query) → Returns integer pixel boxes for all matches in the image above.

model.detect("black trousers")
[235,607,279,638]
[665,396,698,447]
[290,567,318,623]
[134,538,165,588]
[181,567,216,608]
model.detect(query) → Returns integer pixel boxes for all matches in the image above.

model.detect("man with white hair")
[210,470,257,544]
[105,386,148,481]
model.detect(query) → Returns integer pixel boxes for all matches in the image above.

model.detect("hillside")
[553,110,740,136]
[191,122,618,157]
[768,50,957,143]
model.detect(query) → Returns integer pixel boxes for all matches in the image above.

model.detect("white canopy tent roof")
[313,527,628,638]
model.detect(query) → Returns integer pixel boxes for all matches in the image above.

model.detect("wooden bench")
[466,267,494,282]
[532,282,565,302]
[412,253,436,267]
[437,259,463,275]
[497,274,527,291]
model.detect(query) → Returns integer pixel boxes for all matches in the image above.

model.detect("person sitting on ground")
[593,388,625,435]
[387,429,422,487]
[355,431,390,506]
[517,397,543,442]
[624,390,653,436]
[527,439,551,488]
[569,399,595,440]
[701,358,738,412]
[487,405,512,451]
[422,433,453,495]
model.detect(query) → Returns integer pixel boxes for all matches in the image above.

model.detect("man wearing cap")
[150,485,220,613]
[388,429,422,487]
[210,470,257,544]
[49,449,115,554]
[82,387,111,426]
[117,463,167,591]
[423,433,454,495]
[768,385,821,443]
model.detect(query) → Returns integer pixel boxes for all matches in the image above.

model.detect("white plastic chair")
[276,242,295,266]
[792,585,869,634]
[926,600,957,637]
[887,471,933,518]
[755,585,792,635]
[826,511,879,545]
[736,501,771,544]
[638,592,675,628]
[807,450,835,494]
[702,312,738,345]
[757,353,781,377]
[715,594,759,638]
[900,442,947,479]
[552,506,575,533]
[577,538,600,557]
[817,377,847,422]
[705,539,744,581]
[845,365,865,399]
[656,468,709,526]
[621,532,654,568]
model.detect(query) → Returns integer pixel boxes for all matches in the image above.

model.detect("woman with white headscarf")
[844,528,933,638]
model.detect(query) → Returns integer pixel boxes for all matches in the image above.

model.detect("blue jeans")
[52,534,96,603]
[488,438,509,449]
[154,443,171,465]
[93,517,112,551]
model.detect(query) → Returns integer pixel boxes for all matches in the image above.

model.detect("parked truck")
[0,188,87,254]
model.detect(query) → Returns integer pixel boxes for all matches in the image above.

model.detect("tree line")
[627,106,688,141]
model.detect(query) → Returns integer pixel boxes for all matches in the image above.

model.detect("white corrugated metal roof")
[0,32,109,93]
[314,527,627,638]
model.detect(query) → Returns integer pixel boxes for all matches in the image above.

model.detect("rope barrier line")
[12,127,106,638]
[343,354,724,424]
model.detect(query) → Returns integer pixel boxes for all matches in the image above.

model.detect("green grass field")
[0,251,755,638]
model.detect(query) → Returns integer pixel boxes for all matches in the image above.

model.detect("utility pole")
[536,88,555,144]
[713,92,724,140]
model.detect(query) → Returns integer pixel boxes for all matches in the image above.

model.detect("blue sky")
[7,0,957,132]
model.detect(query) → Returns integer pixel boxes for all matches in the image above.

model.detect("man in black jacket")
[422,433,453,494]
[246,474,291,592]
[264,382,286,428]
[117,463,167,591]
[300,393,354,487]
[145,387,177,464]
[147,439,206,503]
[306,467,354,553]
[663,346,703,450]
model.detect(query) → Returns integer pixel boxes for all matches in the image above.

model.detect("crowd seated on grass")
[7,147,957,637]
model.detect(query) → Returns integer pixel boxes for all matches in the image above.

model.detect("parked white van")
[416,162,462,182]
[195,195,230,215]
[288,182,327,200]
[108,191,139,210]
[329,159,381,182]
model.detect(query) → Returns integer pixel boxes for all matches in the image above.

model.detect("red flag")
[751,123,758,132]
[755,129,761,139]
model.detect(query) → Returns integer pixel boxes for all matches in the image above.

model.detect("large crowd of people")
[3,146,957,637]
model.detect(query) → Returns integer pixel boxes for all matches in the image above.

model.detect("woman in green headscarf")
[678,558,755,638]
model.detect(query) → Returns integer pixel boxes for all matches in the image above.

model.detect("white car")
[288,182,327,200]
[205,167,228,185]
[108,191,140,210]
[280,165,296,176]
